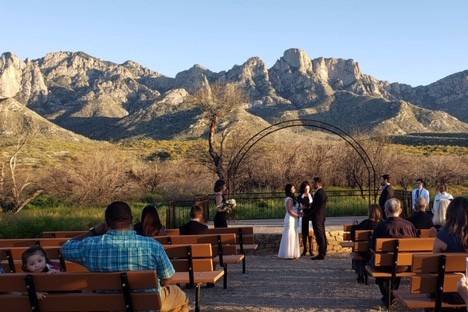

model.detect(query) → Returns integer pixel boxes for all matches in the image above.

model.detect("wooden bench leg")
[223,265,228,289]
[195,284,201,312]
[242,257,246,274]
[387,279,392,311]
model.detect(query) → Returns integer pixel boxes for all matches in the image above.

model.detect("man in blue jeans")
[62,201,189,312]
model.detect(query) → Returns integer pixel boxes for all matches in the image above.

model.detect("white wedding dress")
[278,197,301,259]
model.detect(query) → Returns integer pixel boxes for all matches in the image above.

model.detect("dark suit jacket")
[311,188,327,221]
[378,184,394,210]
[372,217,417,249]
[179,221,208,235]
[408,211,434,230]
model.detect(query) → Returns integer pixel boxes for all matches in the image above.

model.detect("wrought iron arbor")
[226,119,378,208]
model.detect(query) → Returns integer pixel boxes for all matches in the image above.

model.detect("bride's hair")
[299,181,311,194]
[284,184,296,204]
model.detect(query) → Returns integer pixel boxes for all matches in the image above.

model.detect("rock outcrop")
[0,48,466,140]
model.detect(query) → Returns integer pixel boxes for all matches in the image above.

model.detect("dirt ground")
[184,254,412,312]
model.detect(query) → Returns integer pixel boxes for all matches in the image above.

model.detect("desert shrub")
[44,150,143,205]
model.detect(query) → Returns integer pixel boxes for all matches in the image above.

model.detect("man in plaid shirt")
[62,201,189,312]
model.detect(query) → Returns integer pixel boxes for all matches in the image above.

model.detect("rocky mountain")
[0,98,86,141]
[0,48,467,140]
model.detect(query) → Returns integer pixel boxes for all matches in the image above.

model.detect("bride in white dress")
[278,184,302,259]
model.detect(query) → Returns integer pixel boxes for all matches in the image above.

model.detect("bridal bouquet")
[225,199,237,214]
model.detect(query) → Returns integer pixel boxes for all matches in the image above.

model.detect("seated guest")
[372,198,417,307]
[351,204,383,282]
[408,197,434,230]
[134,205,167,236]
[61,201,189,312]
[433,197,468,253]
[351,204,383,239]
[179,205,208,235]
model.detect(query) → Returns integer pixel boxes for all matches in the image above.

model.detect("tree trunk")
[208,116,225,180]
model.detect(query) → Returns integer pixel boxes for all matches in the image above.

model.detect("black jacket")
[311,188,327,220]
[378,184,395,210]
[179,221,208,235]
[408,211,434,230]
[372,217,417,249]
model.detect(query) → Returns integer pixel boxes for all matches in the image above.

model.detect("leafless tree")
[191,83,248,182]
[0,136,43,214]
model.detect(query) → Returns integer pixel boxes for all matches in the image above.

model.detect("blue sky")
[1,0,467,86]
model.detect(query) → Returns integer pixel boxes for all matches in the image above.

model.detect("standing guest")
[408,197,434,230]
[179,205,208,235]
[372,198,417,307]
[61,201,189,312]
[213,179,228,228]
[378,174,394,213]
[134,205,167,236]
[278,184,302,259]
[432,183,454,227]
[433,197,468,253]
[299,181,314,257]
[310,177,328,260]
[411,178,430,211]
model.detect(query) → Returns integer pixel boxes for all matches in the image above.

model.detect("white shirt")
[412,187,430,210]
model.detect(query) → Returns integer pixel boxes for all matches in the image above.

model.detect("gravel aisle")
[184,254,403,312]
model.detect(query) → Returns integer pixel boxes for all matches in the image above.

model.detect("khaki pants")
[160,285,189,312]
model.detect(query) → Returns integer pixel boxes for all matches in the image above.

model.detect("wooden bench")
[416,228,437,238]
[42,228,181,238]
[0,238,68,248]
[340,224,354,248]
[394,253,468,310]
[165,243,224,312]
[1,243,222,312]
[155,234,240,289]
[366,237,436,308]
[205,227,257,252]
[0,271,162,311]
[351,230,372,284]
[0,247,89,273]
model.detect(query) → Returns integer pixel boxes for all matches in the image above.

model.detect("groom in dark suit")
[310,176,328,260]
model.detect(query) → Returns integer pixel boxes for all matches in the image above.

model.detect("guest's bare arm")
[433,237,447,253]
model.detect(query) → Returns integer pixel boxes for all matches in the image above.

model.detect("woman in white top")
[278,183,302,259]
[432,183,454,227]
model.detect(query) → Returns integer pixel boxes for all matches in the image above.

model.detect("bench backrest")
[42,228,181,238]
[342,224,352,241]
[204,227,255,245]
[373,238,435,267]
[410,253,467,310]
[353,230,372,252]
[0,238,68,248]
[411,253,467,293]
[0,271,161,312]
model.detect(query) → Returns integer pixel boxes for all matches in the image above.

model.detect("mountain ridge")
[0,48,467,140]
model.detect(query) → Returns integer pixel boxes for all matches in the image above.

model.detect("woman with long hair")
[134,205,166,236]
[433,197,468,253]
[299,181,314,256]
[213,179,228,228]
[432,183,454,228]
[278,183,302,259]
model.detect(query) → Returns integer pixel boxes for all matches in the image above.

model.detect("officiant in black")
[310,176,328,260]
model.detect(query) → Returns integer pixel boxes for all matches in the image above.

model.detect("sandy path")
[184,254,404,312]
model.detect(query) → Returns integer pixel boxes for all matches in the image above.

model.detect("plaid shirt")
[61,230,175,291]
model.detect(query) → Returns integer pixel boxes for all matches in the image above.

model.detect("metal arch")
[226,119,378,209]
